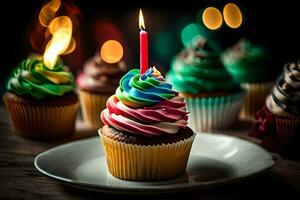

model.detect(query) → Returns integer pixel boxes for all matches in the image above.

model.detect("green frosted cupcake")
[3,55,79,140]
[222,39,273,120]
[166,36,245,132]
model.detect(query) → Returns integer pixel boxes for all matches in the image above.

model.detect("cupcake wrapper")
[78,90,111,128]
[185,92,245,132]
[3,94,79,140]
[275,117,300,159]
[240,82,272,121]
[100,133,195,181]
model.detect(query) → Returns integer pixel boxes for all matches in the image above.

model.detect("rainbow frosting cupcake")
[76,55,126,128]
[100,67,195,180]
[3,55,79,140]
[166,36,245,132]
[250,60,300,159]
[222,39,274,120]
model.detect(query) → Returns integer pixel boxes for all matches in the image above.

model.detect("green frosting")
[221,39,271,83]
[166,37,237,94]
[6,55,75,100]
[115,68,177,108]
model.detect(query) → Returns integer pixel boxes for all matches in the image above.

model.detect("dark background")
[1,0,299,95]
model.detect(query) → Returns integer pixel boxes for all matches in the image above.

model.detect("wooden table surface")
[1,104,300,200]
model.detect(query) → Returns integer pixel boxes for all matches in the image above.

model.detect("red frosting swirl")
[101,95,188,137]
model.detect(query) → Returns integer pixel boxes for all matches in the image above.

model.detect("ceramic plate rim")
[34,133,275,193]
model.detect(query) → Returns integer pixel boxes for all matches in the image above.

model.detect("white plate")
[34,133,275,194]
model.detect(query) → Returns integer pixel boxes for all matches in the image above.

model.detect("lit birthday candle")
[139,9,148,74]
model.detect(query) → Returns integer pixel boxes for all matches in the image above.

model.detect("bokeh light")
[30,0,82,61]
[62,37,76,55]
[100,40,123,64]
[43,16,73,68]
[39,0,61,27]
[223,3,243,29]
[202,7,223,30]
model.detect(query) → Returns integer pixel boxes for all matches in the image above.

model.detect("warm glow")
[39,0,61,27]
[43,16,73,68]
[223,3,243,29]
[139,9,145,30]
[48,16,72,34]
[100,40,124,64]
[62,37,76,55]
[202,7,223,30]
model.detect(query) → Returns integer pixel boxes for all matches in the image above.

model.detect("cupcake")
[222,39,274,121]
[249,60,300,160]
[99,67,195,180]
[76,55,126,128]
[3,55,79,140]
[166,36,245,132]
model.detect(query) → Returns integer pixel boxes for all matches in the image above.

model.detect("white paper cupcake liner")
[185,91,245,132]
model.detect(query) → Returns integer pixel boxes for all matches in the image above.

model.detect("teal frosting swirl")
[116,68,178,108]
[6,55,75,100]
[221,39,271,83]
[166,37,237,94]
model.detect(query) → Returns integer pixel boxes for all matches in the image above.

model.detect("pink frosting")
[101,95,188,136]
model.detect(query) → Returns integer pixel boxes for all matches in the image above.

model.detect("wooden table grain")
[0,105,300,200]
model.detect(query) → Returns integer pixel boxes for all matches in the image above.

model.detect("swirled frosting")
[116,68,178,108]
[266,61,300,117]
[101,67,189,136]
[166,36,237,94]
[6,55,75,100]
[222,39,272,83]
[76,56,126,94]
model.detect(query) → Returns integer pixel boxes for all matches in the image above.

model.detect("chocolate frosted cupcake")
[166,36,245,132]
[250,60,300,159]
[222,39,273,120]
[100,67,195,180]
[3,55,79,140]
[76,55,126,128]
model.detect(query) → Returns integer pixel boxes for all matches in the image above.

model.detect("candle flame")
[100,40,124,64]
[43,16,73,68]
[139,9,145,30]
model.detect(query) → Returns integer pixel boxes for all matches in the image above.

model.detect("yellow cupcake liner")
[78,90,111,128]
[240,82,273,121]
[3,93,79,140]
[99,132,195,181]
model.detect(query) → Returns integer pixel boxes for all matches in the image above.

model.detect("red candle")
[139,9,148,74]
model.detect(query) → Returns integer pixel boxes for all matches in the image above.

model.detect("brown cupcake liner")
[239,82,273,121]
[78,90,111,128]
[3,92,79,140]
[99,131,195,181]
[275,117,300,159]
